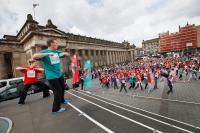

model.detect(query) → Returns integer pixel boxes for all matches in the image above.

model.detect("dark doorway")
[4,53,13,78]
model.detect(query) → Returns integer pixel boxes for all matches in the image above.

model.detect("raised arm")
[35,68,44,71]
[16,67,27,70]
[33,53,54,60]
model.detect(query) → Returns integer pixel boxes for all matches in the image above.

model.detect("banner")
[83,60,92,90]
[71,54,79,86]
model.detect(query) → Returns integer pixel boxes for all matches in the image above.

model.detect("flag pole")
[33,4,39,20]
[33,5,35,19]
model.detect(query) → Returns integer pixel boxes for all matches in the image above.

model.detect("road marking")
[134,95,200,105]
[75,90,195,133]
[68,102,114,133]
[0,117,13,133]
[67,91,163,133]
[97,89,200,105]
[79,90,200,130]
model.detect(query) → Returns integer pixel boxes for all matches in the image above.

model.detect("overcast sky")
[0,0,200,47]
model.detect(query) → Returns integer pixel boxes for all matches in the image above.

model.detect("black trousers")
[167,85,173,94]
[179,74,183,80]
[129,82,135,89]
[48,76,66,112]
[145,83,148,89]
[120,83,127,92]
[19,81,50,103]
[80,79,84,90]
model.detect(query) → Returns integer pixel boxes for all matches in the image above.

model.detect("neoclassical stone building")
[142,38,159,56]
[0,14,135,79]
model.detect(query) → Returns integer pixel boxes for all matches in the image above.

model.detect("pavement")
[0,78,200,133]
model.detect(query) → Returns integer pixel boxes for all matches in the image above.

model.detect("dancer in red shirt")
[16,59,50,104]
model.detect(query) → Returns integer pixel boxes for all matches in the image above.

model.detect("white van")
[0,77,24,92]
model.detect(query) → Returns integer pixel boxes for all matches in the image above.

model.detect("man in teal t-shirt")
[33,38,70,113]
[39,49,62,80]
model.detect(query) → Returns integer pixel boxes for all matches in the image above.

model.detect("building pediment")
[38,28,67,36]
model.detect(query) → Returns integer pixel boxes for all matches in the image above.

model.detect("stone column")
[88,50,91,60]
[103,51,106,65]
[113,51,115,64]
[82,49,86,67]
[125,51,128,62]
[76,49,82,71]
[97,50,101,66]
[130,50,134,62]
[65,49,71,77]
[88,50,93,68]
[106,50,109,65]
[123,52,125,62]
[99,50,102,66]
[90,50,93,66]
[101,51,104,65]
[93,50,98,67]
[122,51,125,62]
[111,51,114,64]
[109,51,113,64]
[119,51,122,63]
[116,51,119,63]
[78,49,83,69]
[117,51,120,63]
[114,51,117,64]
[118,51,120,63]
[123,51,126,62]
[112,51,115,64]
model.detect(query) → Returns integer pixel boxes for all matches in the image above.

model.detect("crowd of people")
[80,54,200,95]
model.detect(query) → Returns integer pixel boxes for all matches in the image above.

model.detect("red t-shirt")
[178,62,183,67]
[20,67,42,85]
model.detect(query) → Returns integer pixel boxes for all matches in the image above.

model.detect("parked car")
[0,79,51,102]
[0,77,24,93]
[0,85,20,102]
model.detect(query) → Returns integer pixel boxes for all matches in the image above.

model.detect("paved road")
[1,89,200,133]
[0,78,200,133]
[68,90,200,133]
[71,78,200,127]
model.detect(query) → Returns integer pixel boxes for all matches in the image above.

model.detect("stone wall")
[0,54,7,79]
[12,52,27,77]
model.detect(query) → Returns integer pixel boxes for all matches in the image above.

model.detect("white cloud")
[69,26,84,35]
[0,0,200,47]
